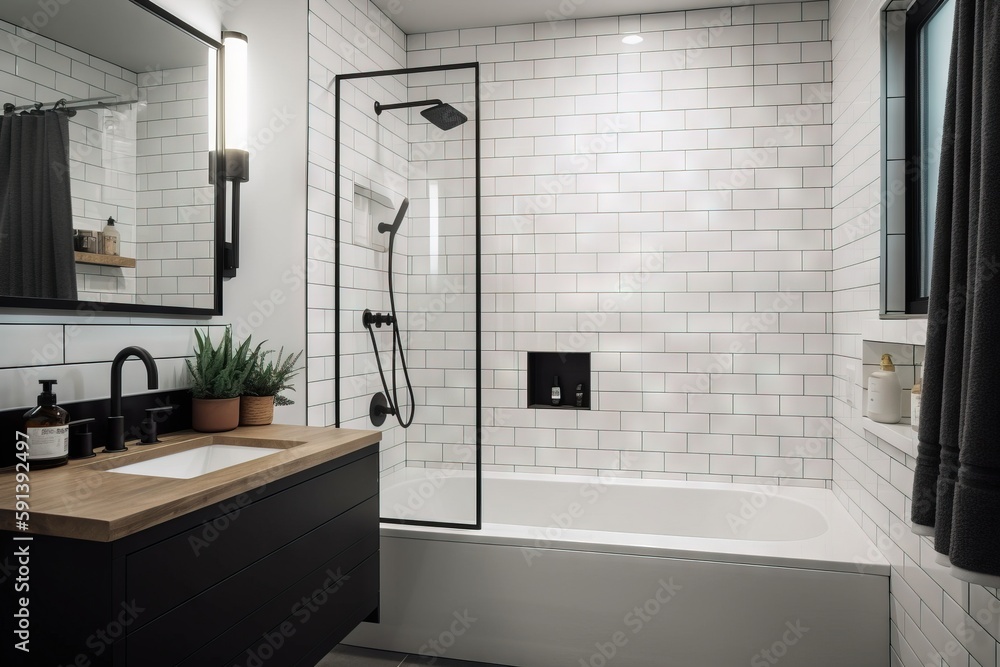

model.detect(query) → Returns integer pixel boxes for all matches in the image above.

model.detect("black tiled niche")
[527,352,591,410]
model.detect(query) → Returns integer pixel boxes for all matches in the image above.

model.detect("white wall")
[211,0,310,424]
[829,0,1000,664]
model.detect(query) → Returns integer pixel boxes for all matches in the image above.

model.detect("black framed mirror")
[0,0,224,316]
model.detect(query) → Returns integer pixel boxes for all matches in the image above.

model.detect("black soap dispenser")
[23,380,70,469]
[551,375,561,406]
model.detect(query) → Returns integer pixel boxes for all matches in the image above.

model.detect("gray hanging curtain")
[0,110,78,300]
[911,0,1000,586]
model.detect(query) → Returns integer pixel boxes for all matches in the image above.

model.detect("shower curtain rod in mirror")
[4,96,140,113]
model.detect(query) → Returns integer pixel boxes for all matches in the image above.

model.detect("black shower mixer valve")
[362,309,395,328]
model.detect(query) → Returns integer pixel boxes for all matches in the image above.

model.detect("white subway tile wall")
[395,1,834,484]
[0,323,225,410]
[135,66,214,310]
[305,1,837,484]
[401,68,479,474]
[307,0,411,475]
[830,1,1000,665]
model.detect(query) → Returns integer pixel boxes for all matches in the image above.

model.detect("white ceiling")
[371,0,782,35]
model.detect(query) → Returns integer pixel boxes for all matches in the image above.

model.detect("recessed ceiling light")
[622,34,644,45]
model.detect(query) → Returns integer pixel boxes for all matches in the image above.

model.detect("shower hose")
[364,215,416,428]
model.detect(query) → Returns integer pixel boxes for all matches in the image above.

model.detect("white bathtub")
[347,470,889,667]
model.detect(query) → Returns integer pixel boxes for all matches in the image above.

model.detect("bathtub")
[346,470,889,667]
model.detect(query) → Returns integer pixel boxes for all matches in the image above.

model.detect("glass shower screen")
[334,63,481,529]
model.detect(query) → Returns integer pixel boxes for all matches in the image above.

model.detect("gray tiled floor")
[316,644,511,667]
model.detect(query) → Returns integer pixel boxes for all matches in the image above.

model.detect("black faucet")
[105,346,159,453]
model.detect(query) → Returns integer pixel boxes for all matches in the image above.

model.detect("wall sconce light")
[222,30,248,278]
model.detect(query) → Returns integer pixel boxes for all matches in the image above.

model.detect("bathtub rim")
[378,469,891,577]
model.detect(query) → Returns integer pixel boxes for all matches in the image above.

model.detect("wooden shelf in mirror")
[74,251,137,268]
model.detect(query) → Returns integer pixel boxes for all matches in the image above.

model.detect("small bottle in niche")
[551,376,561,406]
[23,380,70,469]
[867,353,902,424]
[101,216,120,256]
[911,372,922,432]
[575,383,584,408]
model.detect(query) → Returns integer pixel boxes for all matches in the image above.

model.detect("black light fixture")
[220,30,248,278]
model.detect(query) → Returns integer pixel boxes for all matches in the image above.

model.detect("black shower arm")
[374,99,442,115]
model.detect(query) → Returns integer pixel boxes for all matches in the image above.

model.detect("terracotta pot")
[239,396,275,426]
[191,397,241,432]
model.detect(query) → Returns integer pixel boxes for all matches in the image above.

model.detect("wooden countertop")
[0,424,380,542]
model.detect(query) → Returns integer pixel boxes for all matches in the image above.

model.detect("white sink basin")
[108,444,282,479]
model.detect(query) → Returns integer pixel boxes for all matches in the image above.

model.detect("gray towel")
[0,110,77,300]
[911,0,1000,583]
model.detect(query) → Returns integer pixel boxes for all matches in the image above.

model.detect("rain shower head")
[420,103,468,131]
[374,98,468,131]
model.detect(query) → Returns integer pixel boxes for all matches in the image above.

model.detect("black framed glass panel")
[905,0,955,314]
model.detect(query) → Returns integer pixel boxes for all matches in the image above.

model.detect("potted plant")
[186,328,259,432]
[240,347,303,426]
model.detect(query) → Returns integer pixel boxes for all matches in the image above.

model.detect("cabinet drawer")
[176,545,379,667]
[227,554,379,667]
[126,452,376,627]
[126,497,378,666]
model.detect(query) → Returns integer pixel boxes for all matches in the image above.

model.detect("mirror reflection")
[0,0,217,309]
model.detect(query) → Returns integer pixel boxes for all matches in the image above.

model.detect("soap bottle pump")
[23,380,70,469]
[551,376,561,406]
[867,354,902,424]
[101,216,120,256]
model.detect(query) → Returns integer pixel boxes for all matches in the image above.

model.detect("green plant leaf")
[185,327,260,399]
[242,346,304,405]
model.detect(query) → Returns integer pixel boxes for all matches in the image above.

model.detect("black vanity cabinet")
[1,445,379,667]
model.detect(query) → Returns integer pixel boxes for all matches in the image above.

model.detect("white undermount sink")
[107,444,282,480]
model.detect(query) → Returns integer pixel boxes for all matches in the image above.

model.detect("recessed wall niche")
[527,352,591,410]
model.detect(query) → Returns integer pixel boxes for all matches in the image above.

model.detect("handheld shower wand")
[363,198,416,428]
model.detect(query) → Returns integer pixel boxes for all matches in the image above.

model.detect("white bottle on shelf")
[101,217,120,256]
[911,373,922,432]
[868,353,902,424]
